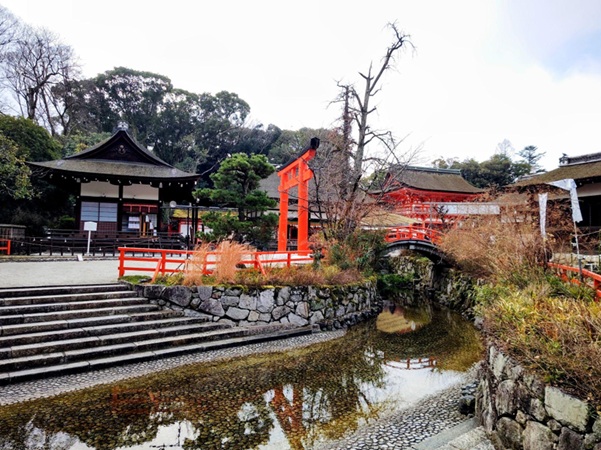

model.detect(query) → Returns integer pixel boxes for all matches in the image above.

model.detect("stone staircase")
[0,283,312,384]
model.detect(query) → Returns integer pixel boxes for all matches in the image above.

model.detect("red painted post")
[6,240,10,255]
[160,251,167,276]
[297,165,310,251]
[118,248,125,277]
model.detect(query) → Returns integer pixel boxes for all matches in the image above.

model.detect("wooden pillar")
[278,186,289,251]
[297,164,309,251]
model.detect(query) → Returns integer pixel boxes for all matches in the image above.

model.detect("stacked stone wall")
[387,255,476,315]
[477,343,601,450]
[136,282,380,330]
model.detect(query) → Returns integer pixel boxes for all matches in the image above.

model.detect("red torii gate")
[277,138,320,251]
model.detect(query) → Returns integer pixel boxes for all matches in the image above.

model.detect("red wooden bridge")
[384,225,442,245]
[383,224,447,262]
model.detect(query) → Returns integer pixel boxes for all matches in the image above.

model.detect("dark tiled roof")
[514,160,601,187]
[28,128,199,182]
[67,129,170,166]
[30,159,199,181]
[260,172,283,198]
[385,166,483,194]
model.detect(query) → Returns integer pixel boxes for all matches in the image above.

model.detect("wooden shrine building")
[30,126,200,235]
[513,151,601,229]
[377,166,484,224]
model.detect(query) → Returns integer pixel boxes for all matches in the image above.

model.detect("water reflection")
[377,301,432,334]
[0,304,483,450]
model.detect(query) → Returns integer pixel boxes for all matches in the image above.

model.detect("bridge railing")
[384,225,442,245]
[547,262,601,300]
[397,202,500,217]
[118,247,314,280]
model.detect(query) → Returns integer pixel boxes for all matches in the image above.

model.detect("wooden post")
[118,248,125,277]
[297,164,309,251]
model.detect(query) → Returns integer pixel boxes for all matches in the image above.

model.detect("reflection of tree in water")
[0,308,481,450]
[0,328,387,450]
[368,303,483,371]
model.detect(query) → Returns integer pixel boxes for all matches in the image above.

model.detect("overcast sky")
[3,0,601,170]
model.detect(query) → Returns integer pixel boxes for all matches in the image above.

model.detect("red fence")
[0,239,10,255]
[384,225,442,245]
[118,247,313,281]
[547,262,601,300]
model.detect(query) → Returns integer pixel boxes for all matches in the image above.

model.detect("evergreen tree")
[194,153,277,248]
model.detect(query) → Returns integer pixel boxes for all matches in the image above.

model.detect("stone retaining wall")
[477,343,601,450]
[386,255,476,315]
[136,282,380,330]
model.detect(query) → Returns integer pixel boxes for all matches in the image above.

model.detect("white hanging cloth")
[547,179,582,223]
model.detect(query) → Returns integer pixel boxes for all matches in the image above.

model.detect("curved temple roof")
[383,166,483,194]
[29,129,199,183]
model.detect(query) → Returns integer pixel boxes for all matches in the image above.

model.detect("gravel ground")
[0,258,123,287]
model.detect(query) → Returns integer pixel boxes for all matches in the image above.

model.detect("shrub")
[482,284,601,407]
[322,229,387,274]
[232,265,365,287]
[377,273,414,299]
[439,214,548,285]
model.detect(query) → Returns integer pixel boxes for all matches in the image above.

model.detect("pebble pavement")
[316,366,494,450]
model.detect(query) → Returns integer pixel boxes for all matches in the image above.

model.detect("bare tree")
[347,23,413,185]
[310,23,416,240]
[0,6,20,55]
[2,25,79,132]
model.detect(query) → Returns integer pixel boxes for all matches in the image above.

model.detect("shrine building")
[376,165,484,224]
[513,152,601,229]
[29,126,200,235]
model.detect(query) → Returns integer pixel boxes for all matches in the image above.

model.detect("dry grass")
[234,265,365,287]
[439,215,548,284]
[438,205,601,406]
[212,241,254,284]
[180,240,367,287]
[183,242,213,286]
[183,241,255,285]
[482,286,601,407]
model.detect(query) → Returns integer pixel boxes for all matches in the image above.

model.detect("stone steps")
[0,283,313,384]
[0,290,138,306]
[0,284,129,299]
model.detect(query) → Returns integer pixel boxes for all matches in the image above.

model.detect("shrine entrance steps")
[0,283,312,384]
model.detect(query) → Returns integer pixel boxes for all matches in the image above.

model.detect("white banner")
[548,178,583,223]
[538,193,548,239]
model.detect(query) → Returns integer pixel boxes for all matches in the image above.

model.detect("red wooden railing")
[0,239,10,255]
[118,247,313,280]
[547,262,601,300]
[384,224,442,245]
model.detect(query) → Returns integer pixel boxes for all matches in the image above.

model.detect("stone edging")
[477,343,601,450]
[133,281,381,330]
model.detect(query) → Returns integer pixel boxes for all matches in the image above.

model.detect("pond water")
[0,302,483,450]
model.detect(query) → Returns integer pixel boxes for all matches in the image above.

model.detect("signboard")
[84,221,97,256]
[84,221,97,231]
